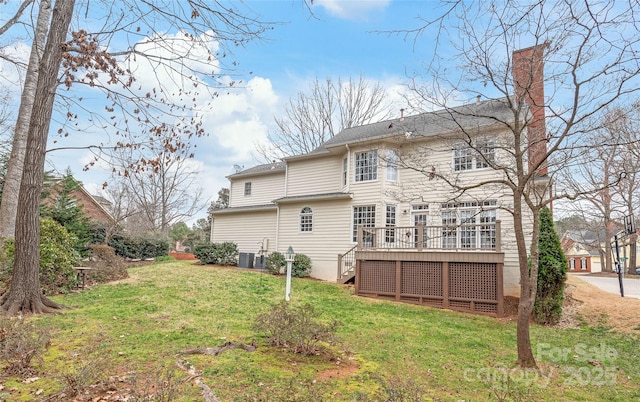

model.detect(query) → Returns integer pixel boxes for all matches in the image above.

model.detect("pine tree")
[534,207,568,324]
[41,170,91,255]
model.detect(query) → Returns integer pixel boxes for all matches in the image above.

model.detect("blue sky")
[0,0,444,223]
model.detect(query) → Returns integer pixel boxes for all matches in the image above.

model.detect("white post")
[284,246,295,301]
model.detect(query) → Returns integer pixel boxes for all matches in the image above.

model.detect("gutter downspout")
[276,162,288,251]
[275,205,280,253]
[346,144,351,193]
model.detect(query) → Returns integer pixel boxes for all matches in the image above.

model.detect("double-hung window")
[244,182,252,196]
[453,146,474,171]
[479,206,497,249]
[453,140,495,171]
[353,205,376,243]
[354,150,378,182]
[342,157,348,186]
[476,140,495,168]
[386,150,398,181]
[385,205,396,244]
[441,207,458,249]
[440,201,497,249]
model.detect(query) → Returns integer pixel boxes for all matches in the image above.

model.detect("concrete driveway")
[573,274,640,299]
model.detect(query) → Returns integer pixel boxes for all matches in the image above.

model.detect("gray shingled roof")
[273,192,353,204]
[211,204,277,215]
[235,97,519,174]
[228,161,286,178]
[320,97,517,150]
[564,229,606,245]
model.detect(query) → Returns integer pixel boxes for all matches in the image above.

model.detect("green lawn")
[3,260,639,401]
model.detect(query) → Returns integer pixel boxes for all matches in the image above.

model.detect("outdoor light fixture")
[284,246,295,301]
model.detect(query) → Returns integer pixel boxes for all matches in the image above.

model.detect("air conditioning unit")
[238,252,255,268]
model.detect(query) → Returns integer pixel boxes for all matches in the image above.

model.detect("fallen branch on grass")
[178,340,257,356]
[176,358,218,402]
[175,340,258,401]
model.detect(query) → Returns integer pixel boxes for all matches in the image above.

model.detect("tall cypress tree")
[534,206,568,324]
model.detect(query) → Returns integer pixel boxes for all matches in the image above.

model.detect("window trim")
[300,206,313,233]
[354,150,378,182]
[342,157,348,186]
[352,205,376,243]
[385,205,397,243]
[453,140,495,172]
[440,200,498,249]
[476,139,495,169]
[386,149,398,182]
[453,145,474,172]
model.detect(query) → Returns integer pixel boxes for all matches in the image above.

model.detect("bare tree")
[563,107,640,274]
[1,0,76,315]
[256,76,393,160]
[610,108,640,274]
[564,115,624,273]
[99,180,139,243]
[0,0,271,238]
[109,141,204,236]
[0,0,52,239]
[0,0,271,315]
[400,1,640,368]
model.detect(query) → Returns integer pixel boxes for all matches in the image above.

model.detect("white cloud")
[313,0,391,20]
[37,29,280,222]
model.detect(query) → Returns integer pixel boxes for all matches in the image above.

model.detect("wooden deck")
[347,222,505,316]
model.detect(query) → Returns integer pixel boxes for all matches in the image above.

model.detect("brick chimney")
[512,43,548,176]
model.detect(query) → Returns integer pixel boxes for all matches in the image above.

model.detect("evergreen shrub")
[534,207,568,325]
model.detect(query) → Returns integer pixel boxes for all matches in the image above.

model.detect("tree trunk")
[1,0,76,316]
[514,192,538,368]
[0,0,52,240]
[628,234,637,275]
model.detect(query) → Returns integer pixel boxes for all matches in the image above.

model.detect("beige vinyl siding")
[229,173,285,208]
[277,200,352,282]
[378,135,529,296]
[211,210,277,255]
[286,156,343,197]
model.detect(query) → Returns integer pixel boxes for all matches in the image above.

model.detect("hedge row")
[88,225,169,259]
[107,235,169,260]
[193,242,238,266]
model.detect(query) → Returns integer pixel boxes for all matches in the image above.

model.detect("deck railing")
[357,221,501,252]
[337,244,357,283]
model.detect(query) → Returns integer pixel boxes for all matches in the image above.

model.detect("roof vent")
[400,108,405,121]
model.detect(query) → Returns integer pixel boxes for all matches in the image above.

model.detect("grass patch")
[0,261,638,401]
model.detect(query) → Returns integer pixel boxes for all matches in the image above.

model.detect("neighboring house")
[212,46,548,316]
[44,177,115,225]
[561,230,604,273]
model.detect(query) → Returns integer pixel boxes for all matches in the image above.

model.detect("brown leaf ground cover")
[563,274,640,334]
